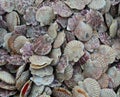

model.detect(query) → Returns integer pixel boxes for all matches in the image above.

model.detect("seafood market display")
[0,0,119,97]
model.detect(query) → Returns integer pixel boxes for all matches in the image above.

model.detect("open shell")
[64,40,84,62]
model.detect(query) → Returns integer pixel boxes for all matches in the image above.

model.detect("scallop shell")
[53,31,65,48]
[30,75,54,86]
[0,71,15,85]
[30,66,53,77]
[1,0,15,12]
[16,70,30,90]
[28,84,44,97]
[49,48,61,65]
[109,19,118,38]
[56,73,65,82]
[52,1,72,17]
[6,11,20,31]
[101,0,111,13]
[72,86,89,97]
[73,21,93,41]
[105,13,113,27]
[36,6,55,26]
[97,73,109,88]
[88,0,106,10]
[20,80,32,97]
[83,78,101,97]
[44,87,52,95]
[100,89,117,97]
[64,0,91,10]
[29,55,53,69]
[64,40,84,62]
[52,87,72,97]
[98,45,117,64]
[48,22,58,40]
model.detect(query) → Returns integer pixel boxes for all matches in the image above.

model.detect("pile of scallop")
[0,0,120,97]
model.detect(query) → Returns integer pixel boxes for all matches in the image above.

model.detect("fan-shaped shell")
[64,40,84,62]
[100,89,117,97]
[83,78,101,97]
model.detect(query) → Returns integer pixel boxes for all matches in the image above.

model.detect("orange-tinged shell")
[72,86,89,97]
[83,78,101,97]
[0,71,15,85]
[64,40,84,62]
[53,31,65,48]
[52,87,72,97]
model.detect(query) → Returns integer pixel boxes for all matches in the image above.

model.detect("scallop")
[30,66,53,77]
[0,71,15,85]
[52,87,72,97]
[53,31,65,48]
[83,78,101,97]
[73,21,93,41]
[6,11,20,31]
[30,75,54,86]
[72,86,89,97]
[100,89,117,97]
[64,40,84,62]
[98,45,117,64]
[29,55,53,69]
[88,0,106,10]
[36,6,55,26]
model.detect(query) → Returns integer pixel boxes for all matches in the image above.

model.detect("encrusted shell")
[29,55,53,69]
[88,0,106,10]
[72,86,89,97]
[0,71,15,85]
[36,6,55,26]
[30,75,54,86]
[52,87,72,97]
[100,89,117,97]
[6,11,20,31]
[64,40,84,62]
[53,31,65,48]
[83,78,101,97]
[98,45,117,64]
[73,21,93,41]
[30,66,53,77]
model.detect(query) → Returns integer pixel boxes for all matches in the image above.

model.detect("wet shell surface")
[100,89,117,97]
[0,71,15,85]
[6,11,20,31]
[72,86,89,97]
[52,87,72,97]
[30,75,54,86]
[73,21,93,41]
[88,0,106,10]
[36,6,55,26]
[53,31,65,48]
[64,40,84,62]
[83,78,101,97]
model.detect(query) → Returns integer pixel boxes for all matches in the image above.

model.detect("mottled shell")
[16,70,30,90]
[88,0,106,10]
[48,22,58,39]
[52,87,72,97]
[64,40,84,62]
[30,66,53,77]
[29,55,53,69]
[97,73,109,88]
[83,78,101,97]
[30,75,54,86]
[73,21,93,41]
[36,6,55,26]
[1,0,15,12]
[0,71,15,84]
[28,84,44,97]
[105,13,113,27]
[53,31,65,48]
[109,19,118,38]
[6,11,20,31]
[72,86,89,97]
[98,45,117,64]
[100,89,117,97]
